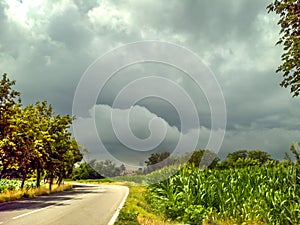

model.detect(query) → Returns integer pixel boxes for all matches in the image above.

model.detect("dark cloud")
[0,0,299,164]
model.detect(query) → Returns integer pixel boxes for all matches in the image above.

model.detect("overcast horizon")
[1,0,300,167]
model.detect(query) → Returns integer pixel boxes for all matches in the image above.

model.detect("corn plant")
[0,179,39,193]
[147,165,300,225]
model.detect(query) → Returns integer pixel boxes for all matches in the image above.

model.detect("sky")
[1,0,299,167]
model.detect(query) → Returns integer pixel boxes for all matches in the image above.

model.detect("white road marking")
[108,186,129,225]
[12,204,54,220]
[11,188,102,220]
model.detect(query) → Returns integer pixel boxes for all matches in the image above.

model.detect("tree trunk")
[57,176,63,186]
[49,172,53,191]
[20,171,27,190]
[0,164,8,179]
[36,164,41,188]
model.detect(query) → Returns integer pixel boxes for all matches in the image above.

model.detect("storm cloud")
[0,0,299,166]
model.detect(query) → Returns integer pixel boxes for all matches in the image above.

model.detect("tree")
[120,164,126,175]
[9,105,41,189]
[45,114,82,190]
[145,151,171,166]
[0,74,83,190]
[187,150,219,169]
[0,74,21,178]
[72,161,103,180]
[267,0,300,97]
[94,160,121,177]
[219,149,274,169]
[144,151,172,173]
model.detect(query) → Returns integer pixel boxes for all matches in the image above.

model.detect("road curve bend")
[0,183,129,225]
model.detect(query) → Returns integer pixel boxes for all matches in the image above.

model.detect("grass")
[113,183,266,225]
[115,184,180,225]
[71,178,114,184]
[0,183,72,203]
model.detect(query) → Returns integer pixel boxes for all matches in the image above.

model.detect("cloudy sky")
[1,0,299,167]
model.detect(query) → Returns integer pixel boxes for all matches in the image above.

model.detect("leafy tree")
[10,105,41,189]
[0,74,21,178]
[45,114,82,190]
[247,149,272,164]
[72,159,122,179]
[0,74,83,190]
[227,150,248,161]
[267,0,300,97]
[72,161,103,180]
[120,164,126,175]
[145,151,172,173]
[145,151,171,166]
[219,149,274,169]
[94,160,121,177]
[187,150,219,169]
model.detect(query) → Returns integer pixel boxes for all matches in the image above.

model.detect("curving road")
[0,183,129,225]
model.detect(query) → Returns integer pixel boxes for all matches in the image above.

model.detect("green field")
[146,165,300,225]
[0,179,39,193]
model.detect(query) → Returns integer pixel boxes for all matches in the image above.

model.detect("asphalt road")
[0,183,129,225]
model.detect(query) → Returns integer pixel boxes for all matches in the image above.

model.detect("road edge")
[108,186,129,225]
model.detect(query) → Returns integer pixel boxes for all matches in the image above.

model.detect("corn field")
[0,179,38,193]
[147,165,300,224]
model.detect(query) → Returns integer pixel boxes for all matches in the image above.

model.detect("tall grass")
[147,165,300,224]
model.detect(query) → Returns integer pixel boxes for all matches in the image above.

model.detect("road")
[0,183,129,225]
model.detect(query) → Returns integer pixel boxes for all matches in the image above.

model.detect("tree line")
[74,146,300,180]
[144,147,300,172]
[0,74,83,190]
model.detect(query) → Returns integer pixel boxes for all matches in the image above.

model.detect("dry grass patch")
[0,183,72,203]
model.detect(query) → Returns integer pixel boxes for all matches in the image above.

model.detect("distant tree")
[227,150,248,162]
[219,149,274,169]
[145,151,170,166]
[120,164,126,175]
[247,149,272,164]
[187,150,219,169]
[145,151,172,173]
[71,160,105,180]
[267,0,300,97]
[94,160,121,177]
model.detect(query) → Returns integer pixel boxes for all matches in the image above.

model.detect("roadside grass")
[70,178,114,184]
[114,183,267,225]
[0,183,72,203]
[115,184,179,225]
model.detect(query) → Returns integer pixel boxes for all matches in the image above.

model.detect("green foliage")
[72,161,103,180]
[218,149,276,169]
[93,159,121,177]
[0,179,40,193]
[145,151,171,166]
[187,149,219,169]
[145,151,174,173]
[72,159,122,180]
[267,0,300,97]
[115,210,139,225]
[147,165,300,224]
[0,73,83,190]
